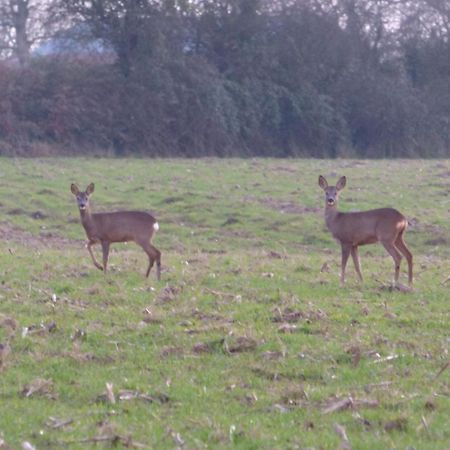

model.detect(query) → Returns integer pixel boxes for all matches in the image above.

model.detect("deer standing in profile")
[318,175,413,286]
[71,183,161,280]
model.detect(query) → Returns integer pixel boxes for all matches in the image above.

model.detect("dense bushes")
[0,0,449,157]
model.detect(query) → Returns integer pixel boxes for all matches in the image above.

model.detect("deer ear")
[71,184,80,195]
[318,175,328,190]
[336,176,347,191]
[86,183,95,195]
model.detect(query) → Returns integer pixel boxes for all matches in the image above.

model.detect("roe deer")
[318,175,413,286]
[71,183,161,280]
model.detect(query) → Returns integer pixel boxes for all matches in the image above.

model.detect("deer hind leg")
[395,231,413,286]
[381,240,402,284]
[87,241,103,271]
[101,241,110,273]
[138,240,161,280]
[351,246,363,282]
[340,243,352,285]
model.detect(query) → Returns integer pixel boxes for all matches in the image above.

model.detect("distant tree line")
[0,0,449,157]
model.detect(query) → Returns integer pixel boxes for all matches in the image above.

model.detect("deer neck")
[80,206,96,237]
[324,203,340,230]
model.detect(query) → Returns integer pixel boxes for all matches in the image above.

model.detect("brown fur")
[71,183,161,280]
[318,175,413,285]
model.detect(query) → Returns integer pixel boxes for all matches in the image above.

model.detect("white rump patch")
[153,222,159,231]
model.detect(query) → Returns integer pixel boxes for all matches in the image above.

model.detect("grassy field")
[0,158,449,449]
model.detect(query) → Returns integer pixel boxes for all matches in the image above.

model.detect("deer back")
[89,211,157,243]
[327,208,406,245]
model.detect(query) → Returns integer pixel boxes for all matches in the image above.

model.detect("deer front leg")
[86,241,103,271]
[340,243,351,286]
[101,241,110,273]
[351,246,363,282]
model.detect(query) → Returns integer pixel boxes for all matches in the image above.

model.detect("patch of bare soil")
[260,197,320,215]
[161,196,184,204]
[156,285,182,303]
[37,188,57,196]
[424,237,448,246]
[321,396,379,414]
[7,208,49,220]
[222,217,240,226]
[251,366,314,382]
[407,219,448,242]
[274,165,297,173]
[30,211,48,219]
[21,378,57,399]
[6,208,26,216]
[341,161,368,168]
[0,222,78,249]
[272,307,328,323]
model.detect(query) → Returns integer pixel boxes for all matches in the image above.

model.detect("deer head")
[71,183,95,211]
[318,175,346,207]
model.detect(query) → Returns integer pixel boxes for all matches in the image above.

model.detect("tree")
[0,0,449,156]
[57,0,187,76]
[0,0,59,66]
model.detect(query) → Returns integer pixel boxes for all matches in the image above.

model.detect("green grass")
[0,158,449,449]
